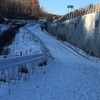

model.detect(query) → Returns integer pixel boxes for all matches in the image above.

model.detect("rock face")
[46,4,100,57]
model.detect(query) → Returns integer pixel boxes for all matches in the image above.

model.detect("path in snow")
[27,25,100,100]
[0,24,100,100]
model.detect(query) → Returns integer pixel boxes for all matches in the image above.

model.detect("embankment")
[46,3,100,57]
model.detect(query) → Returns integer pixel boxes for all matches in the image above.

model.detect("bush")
[0,14,5,24]
[0,78,6,83]
[19,66,28,73]
[38,61,47,67]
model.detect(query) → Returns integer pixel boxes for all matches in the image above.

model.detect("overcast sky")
[39,0,99,15]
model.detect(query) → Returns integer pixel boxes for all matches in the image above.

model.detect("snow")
[0,24,11,35]
[2,26,43,58]
[0,23,100,100]
[11,19,35,25]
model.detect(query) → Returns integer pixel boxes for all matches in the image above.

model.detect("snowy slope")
[0,23,100,100]
[0,24,11,35]
[3,26,43,58]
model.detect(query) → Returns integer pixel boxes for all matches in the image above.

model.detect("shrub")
[38,61,47,67]
[0,78,6,83]
[19,66,28,73]
[0,14,5,24]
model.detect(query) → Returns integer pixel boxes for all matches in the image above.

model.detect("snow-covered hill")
[5,27,42,57]
[0,23,100,100]
[1,23,43,59]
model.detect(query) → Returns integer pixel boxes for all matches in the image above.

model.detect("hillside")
[0,0,60,19]
[0,21,100,100]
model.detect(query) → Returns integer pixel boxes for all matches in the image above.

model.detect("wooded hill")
[0,0,61,19]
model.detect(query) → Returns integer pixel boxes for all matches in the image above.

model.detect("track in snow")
[1,24,100,100]
[26,24,100,100]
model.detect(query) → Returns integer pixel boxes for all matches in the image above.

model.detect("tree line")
[0,0,42,18]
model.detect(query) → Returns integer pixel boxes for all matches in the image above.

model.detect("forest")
[0,0,42,18]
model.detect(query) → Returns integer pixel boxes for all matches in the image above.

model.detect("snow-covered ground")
[0,24,11,34]
[0,23,100,100]
[5,27,42,57]
[1,23,44,59]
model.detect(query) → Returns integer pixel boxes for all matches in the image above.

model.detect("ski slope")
[1,24,100,100]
